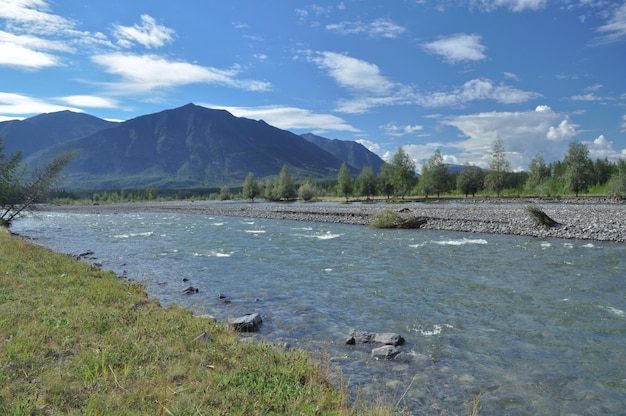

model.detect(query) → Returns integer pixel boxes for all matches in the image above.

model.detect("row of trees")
[237,138,626,202]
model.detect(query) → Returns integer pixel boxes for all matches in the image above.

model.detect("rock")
[182,286,199,294]
[372,345,401,360]
[229,313,263,332]
[345,330,405,346]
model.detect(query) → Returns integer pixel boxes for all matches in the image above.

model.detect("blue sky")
[1,0,625,172]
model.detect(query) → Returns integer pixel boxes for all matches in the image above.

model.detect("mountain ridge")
[6,104,385,190]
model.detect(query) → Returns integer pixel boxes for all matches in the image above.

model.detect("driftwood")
[526,206,560,227]
[397,216,428,229]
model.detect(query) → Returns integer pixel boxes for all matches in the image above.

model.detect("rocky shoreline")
[39,198,626,242]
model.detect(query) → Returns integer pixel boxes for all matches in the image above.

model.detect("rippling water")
[13,209,626,415]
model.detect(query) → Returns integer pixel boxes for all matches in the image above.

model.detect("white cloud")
[201,104,359,133]
[423,33,487,64]
[113,15,174,49]
[442,106,578,170]
[326,18,406,39]
[59,95,118,108]
[0,92,81,116]
[306,51,395,95]
[0,0,76,35]
[546,119,577,141]
[92,53,271,94]
[594,2,626,44]
[305,51,539,114]
[416,78,541,107]
[356,139,388,160]
[570,93,602,101]
[380,122,424,137]
[474,0,548,12]
[504,72,519,81]
[0,41,61,69]
[585,134,626,161]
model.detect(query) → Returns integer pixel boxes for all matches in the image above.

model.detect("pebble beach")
[40,198,626,242]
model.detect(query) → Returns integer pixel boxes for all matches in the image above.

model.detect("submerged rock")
[371,345,401,360]
[346,329,405,346]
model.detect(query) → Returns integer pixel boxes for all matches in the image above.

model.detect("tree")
[485,138,510,197]
[378,163,395,199]
[390,147,416,199]
[276,164,297,200]
[356,165,378,200]
[563,141,594,196]
[593,157,614,186]
[263,178,279,201]
[420,149,452,198]
[1,137,74,227]
[218,185,231,200]
[457,164,484,197]
[298,178,316,201]
[526,154,551,194]
[242,172,260,201]
[607,159,626,197]
[337,162,353,202]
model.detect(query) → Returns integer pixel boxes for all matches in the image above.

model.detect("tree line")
[239,138,626,202]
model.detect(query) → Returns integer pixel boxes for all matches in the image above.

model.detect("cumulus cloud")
[113,15,174,49]
[442,105,578,170]
[585,134,626,161]
[92,53,271,94]
[326,18,407,39]
[546,119,577,141]
[201,103,359,133]
[423,33,487,64]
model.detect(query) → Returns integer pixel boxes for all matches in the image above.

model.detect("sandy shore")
[38,199,626,242]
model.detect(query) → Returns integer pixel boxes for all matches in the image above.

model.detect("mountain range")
[0,104,384,190]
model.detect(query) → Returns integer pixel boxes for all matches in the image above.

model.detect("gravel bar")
[38,199,626,242]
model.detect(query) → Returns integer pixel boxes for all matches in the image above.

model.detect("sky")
[1,0,625,172]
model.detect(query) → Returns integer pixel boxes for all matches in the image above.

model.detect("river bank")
[40,199,626,242]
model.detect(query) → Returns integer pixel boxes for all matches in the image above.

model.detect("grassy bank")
[0,228,390,415]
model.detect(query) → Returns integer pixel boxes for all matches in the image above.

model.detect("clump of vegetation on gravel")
[370,208,427,229]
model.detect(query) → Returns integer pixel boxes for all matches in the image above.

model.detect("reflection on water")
[13,211,626,415]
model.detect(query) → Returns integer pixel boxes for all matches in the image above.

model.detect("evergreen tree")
[242,172,260,201]
[485,138,510,197]
[337,162,353,202]
[276,164,297,200]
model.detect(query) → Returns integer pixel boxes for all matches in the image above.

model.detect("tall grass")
[0,228,395,415]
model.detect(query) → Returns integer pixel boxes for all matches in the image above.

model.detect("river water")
[12,207,626,415]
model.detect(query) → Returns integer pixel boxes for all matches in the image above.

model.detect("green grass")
[0,227,394,415]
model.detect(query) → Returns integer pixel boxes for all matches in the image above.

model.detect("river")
[12,208,626,415]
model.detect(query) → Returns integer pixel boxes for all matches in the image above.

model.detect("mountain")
[0,111,117,158]
[301,133,385,173]
[25,104,355,190]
